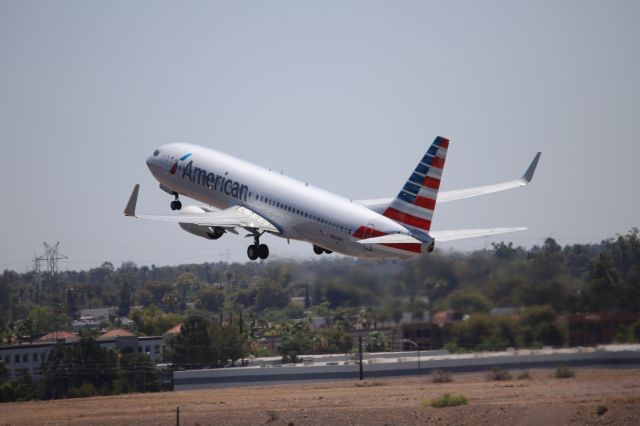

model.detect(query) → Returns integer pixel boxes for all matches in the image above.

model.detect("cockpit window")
[153,149,160,157]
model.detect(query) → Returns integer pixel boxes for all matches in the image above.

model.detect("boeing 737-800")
[124,137,540,260]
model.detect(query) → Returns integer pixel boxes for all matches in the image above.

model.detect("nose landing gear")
[170,192,182,211]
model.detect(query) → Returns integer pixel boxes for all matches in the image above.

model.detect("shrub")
[432,369,453,383]
[68,382,97,398]
[595,405,608,416]
[424,393,468,408]
[554,364,575,379]
[486,366,511,381]
[517,371,531,380]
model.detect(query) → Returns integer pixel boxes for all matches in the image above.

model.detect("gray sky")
[1,1,639,271]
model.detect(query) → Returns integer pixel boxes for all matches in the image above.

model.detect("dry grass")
[1,368,640,425]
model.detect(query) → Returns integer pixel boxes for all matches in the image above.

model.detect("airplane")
[124,137,541,261]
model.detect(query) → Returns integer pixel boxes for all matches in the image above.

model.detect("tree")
[277,320,312,363]
[196,288,225,312]
[42,337,119,399]
[255,284,289,312]
[118,276,133,317]
[129,306,182,336]
[314,327,353,353]
[143,281,174,306]
[166,315,214,368]
[28,305,54,334]
[365,331,389,352]
[448,289,493,313]
[119,353,160,393]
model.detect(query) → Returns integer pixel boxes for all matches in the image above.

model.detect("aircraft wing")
[124,184,280,233]
[357,152,541,211]
[430,227,526,242]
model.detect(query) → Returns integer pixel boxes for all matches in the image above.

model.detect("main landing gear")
[247,234,269,261]
[170,192,182,211]
[313,245,332,255]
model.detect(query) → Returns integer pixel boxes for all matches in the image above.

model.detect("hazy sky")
[1,1,639,271]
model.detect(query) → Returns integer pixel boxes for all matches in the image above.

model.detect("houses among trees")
[1,228,639,402]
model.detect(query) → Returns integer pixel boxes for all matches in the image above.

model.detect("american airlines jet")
[125,137,540,261]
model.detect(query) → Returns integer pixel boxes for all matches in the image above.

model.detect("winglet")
[522,152,542,183]
[124,184,140,217]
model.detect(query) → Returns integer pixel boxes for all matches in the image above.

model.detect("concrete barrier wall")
[174,347,640,391]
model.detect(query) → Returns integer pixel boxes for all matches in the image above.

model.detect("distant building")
[165,324,183,336]
[73,307,119,330]
[79,307,117,322]
[0,329,166,381]
[563,313,640,346]
[36,331,80,343]
[401,321,452,350]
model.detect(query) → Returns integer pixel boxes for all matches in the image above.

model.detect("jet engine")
[178,206,225,240]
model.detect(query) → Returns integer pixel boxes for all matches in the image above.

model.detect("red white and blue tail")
[383,136,449,234]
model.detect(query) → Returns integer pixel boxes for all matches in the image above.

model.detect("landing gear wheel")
[247,245,258,260]
[313,245,324,255]
[324,249,333,254]
[258,244,269,259]
[170,200,182,211]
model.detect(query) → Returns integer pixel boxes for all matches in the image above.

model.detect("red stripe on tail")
[383,207,432,231]
[414,196,436,210]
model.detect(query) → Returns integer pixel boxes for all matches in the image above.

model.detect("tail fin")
[383,136,449,234]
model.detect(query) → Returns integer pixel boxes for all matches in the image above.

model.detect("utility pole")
[358,336,364,381]
[33,254,44,304]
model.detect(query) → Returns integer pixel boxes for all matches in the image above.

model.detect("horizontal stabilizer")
[356,152,541,210]
[437,152,541,203]
[430,227,527,242]
[356,234,423,245]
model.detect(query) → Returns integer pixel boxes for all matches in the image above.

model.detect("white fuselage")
[146,143,425,258]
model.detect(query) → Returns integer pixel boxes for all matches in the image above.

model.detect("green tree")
[277,321,312,363]
[143,281,174,306]
[448,289,493,313]
[129,306,182,336]
[255,284,289,312]
[365,331,389,352]
[118,276,133,317]
[28,305,54,334]
[42,337,119,399]
[196,288,225,312]
[314,327,353,353]
[166,315,214,368]
[119,353,160,393]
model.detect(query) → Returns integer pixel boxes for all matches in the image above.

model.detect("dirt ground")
[2,368,640,425]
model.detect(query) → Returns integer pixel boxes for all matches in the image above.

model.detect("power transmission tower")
[33,253,44,303]
[37,242,68,338]
[42,242,68,296]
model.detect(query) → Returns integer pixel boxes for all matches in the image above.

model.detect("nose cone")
[146,155,161,177]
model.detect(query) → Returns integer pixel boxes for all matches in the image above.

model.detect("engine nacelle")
[178,206,225,240]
